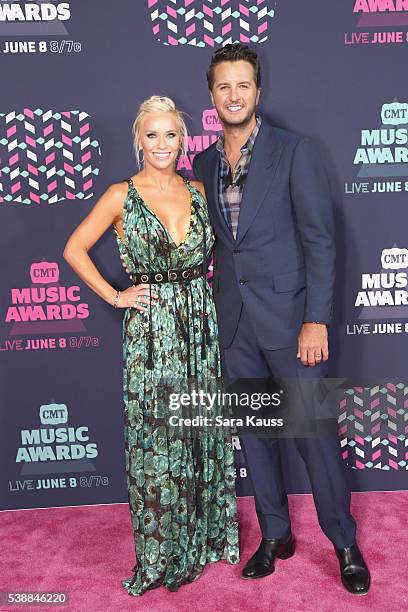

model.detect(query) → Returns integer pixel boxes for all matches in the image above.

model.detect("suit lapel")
[235,120,283,247]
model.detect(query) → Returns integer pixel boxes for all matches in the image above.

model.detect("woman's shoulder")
[105,179,129,199]
[99,180,132,222]
[188,179,206,200]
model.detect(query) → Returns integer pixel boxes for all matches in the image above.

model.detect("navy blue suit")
[193,117,356,548]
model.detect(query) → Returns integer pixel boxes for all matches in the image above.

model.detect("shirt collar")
[216,114,262,156]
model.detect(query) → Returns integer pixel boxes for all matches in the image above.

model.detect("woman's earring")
[177,142,185,161]
[137,149,144,167]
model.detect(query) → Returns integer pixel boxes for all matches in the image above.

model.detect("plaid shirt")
[216,115,262,239]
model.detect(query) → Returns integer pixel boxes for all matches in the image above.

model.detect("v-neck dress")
[112,177,239,596]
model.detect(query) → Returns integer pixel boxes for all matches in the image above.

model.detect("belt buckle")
[167,269,178,282]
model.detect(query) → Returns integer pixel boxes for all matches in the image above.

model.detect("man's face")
[210,60,260,128]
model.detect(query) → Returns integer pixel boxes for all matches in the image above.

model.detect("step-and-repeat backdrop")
[1,1,407,511]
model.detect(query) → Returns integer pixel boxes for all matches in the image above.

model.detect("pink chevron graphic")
[148,0,277,47]
[0,109,102,205]
[338,384,407,470]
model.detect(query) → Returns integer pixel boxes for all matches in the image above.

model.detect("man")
[193,43,370,594]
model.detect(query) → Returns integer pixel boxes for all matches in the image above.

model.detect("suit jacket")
[193,116,335,350]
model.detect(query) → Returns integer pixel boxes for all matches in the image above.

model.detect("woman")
[63,96,239,595]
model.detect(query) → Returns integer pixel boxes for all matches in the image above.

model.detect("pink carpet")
[0,493,407,612]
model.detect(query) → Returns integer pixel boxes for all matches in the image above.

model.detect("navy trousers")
[221,306,357,548]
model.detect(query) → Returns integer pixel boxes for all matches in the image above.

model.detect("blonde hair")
[132,95,188,167]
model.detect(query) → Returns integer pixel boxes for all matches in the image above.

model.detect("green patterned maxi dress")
[112,177,240,596]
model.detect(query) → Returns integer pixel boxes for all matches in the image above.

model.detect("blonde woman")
[63,96,239,595]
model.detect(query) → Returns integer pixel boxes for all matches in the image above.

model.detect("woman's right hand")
[117,284,158,312]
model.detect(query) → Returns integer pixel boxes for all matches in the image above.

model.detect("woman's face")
[138,111,182,170]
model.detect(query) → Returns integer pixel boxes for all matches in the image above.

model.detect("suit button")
[239,279,247,285]
[233,249,241,254]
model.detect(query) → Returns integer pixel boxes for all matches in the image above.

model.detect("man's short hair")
[206,43,261,91]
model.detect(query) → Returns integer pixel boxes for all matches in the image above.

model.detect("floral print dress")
[112,176,239,596]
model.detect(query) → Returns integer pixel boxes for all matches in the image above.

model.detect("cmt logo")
[202,108,221,131]
[148,0,277,47]
[352,98,408,170]
[30,261,59,284]
[381,102,408,125]
[0,108,101,205]
[381,247,408,269]
[40,402,68,425]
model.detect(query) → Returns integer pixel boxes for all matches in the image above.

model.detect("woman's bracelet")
[113,290,121,308]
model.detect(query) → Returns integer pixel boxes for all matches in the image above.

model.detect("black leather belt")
[133,264,203,285]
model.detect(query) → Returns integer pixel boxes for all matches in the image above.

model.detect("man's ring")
[315,353,322,358]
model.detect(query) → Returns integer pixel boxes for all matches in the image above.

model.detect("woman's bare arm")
[63,182,128,306]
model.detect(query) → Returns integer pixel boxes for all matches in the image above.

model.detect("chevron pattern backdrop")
[339,383,408,470]
[148,0,277,47]
[0,109,101,205]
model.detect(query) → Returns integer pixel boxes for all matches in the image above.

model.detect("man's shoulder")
[258,120,322,167]
[194,141,218,166]
[193,142,218,180]
[261,118,304,150]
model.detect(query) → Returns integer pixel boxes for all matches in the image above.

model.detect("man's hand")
[297,323,328,367]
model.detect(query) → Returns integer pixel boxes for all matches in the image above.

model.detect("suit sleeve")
[192,153,202,181]
[289,138,335,325]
